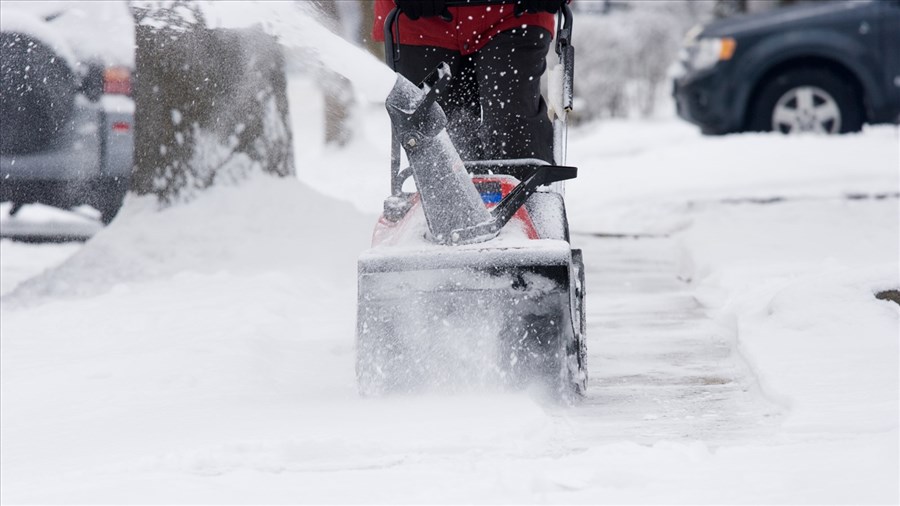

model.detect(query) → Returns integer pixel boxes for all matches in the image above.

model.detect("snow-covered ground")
[3,107,896,502]
[2,9,898,499]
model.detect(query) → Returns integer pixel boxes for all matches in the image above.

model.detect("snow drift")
[4,174,372,305]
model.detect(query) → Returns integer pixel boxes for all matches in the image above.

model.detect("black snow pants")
[397,27,554,163]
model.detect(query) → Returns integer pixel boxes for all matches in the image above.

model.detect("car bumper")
[0,96,133,179]
[673,65,741,135]
[0,95,133,208]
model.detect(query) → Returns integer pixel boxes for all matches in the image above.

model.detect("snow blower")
[357,1,586,397]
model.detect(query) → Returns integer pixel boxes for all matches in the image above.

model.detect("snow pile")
[5,174,372,305]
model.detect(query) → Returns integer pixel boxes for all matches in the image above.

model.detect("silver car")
[1,5,134,224]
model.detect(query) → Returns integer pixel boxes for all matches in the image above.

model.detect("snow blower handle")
[555,3,574,112]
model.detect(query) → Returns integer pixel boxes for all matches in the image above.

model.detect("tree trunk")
[130,1,294,204]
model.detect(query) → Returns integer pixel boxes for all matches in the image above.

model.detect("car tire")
[98,191,127,225]
[95,183,127,225]
[748,67,864,134]
[99,198,124,225]
[0,32,76,154]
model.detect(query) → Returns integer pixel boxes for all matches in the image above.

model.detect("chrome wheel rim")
[772,86,841,134]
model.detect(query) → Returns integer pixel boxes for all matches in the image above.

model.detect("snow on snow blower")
[357,1,586,397]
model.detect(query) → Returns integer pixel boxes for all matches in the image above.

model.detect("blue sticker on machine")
[476,181,502,204]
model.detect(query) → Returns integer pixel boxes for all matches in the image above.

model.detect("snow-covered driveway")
[1,119,897,503]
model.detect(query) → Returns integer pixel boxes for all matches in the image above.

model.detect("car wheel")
[748,67,864,134]
[97,189,127,225]
[0,32,76,154]
[99,202,122,225]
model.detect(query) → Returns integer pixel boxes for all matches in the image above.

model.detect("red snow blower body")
[357,1,586,398]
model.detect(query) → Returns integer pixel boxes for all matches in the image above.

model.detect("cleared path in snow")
[570,234,782,444]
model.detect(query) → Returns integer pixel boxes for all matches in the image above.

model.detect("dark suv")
[672,0,900,134]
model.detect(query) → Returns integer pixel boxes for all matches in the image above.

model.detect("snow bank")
[565,122,899,234]
[678,199,899,432]
[4,173,372,305]
[673,198,899,499]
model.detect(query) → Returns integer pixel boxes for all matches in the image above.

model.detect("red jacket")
[372,0,555,56]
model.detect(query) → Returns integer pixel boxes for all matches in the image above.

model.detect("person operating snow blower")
[373,0,568,163]
[356,0,585,398]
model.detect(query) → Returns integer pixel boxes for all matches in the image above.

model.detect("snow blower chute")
[357,1,586,397]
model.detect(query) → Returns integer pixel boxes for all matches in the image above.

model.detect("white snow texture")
[1,1,898,504]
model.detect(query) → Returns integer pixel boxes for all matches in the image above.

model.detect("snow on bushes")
[570,1,713,121]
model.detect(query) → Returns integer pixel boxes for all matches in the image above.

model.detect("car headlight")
[685,37,736,71]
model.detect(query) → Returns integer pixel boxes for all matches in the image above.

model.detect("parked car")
[0,7,134,223]
[672,0,900,135]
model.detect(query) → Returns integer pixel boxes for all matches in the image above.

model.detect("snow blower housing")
[357,1,586,397]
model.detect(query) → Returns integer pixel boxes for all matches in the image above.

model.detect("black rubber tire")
[747,67,864,134]
[0,32,76,154]
[98,192,126,225]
